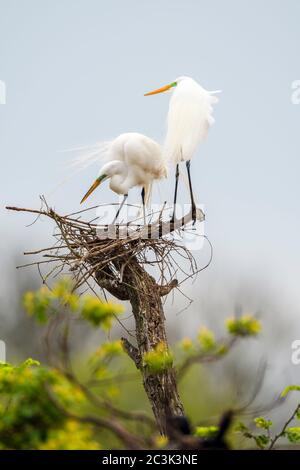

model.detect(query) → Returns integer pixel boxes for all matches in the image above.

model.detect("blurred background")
[1,0,300,430]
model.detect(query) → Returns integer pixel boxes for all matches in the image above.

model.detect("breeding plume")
[145,76,220,222]
[80,133,167,223]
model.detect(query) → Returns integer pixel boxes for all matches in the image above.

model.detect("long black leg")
[141,187,146,225]
[186,160,196,224]
[112,194,128,224]
[171,164,180,223]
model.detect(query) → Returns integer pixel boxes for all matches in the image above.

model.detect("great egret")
[145,76,220,223]
[80,132,167,224]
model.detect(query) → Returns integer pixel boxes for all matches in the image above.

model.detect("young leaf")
[195,426,219,439]
[143,343,173,374]
[226,314,261,337]
[198,327,216,352]
[285,427,300,443]
[254,417,272,430]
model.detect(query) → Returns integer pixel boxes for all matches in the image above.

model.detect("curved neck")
[108,163,134,195]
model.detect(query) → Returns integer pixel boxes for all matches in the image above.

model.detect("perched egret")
[80,132,167,224]
[145,76,220,223]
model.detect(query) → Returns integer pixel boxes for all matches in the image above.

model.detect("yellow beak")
[144,82,176,96]
[80,175,107,204]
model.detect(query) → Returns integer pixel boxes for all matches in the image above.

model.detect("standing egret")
[80,132,167,224]
[144,76,220,223]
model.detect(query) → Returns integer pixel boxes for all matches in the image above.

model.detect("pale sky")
[1,1,300,388]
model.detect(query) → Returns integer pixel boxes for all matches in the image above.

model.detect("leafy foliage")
[254,417,272,430]
[198,327,216,352]
[38,420,101,450]
[285,427,300,443]
[23,278,124,329]
[143,342,173,374]
[234,420,271,449]
[235,386,300,449]
[0,360,85,449]
[2,279,299,449]
[226,314,261,336]
[195,425,219,439]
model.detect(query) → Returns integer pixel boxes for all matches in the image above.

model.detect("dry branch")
[6,201,207,433]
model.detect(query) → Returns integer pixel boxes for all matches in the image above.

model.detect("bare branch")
[95,268,129,301]
[177,338,237,381]
[268,403,300,449]
[158,279,178,297]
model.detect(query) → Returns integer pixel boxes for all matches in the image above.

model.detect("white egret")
[144,76,220,223]
[80,132,167,224]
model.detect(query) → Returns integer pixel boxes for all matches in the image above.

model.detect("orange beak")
[80,175,107,204]
[144,82,176,96]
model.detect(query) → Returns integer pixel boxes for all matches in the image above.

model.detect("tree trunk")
[92,211,206,433]
[95,254,184,433]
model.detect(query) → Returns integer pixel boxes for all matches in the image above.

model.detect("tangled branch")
[6,200,206,298]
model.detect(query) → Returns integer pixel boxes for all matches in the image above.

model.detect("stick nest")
[7,198,210,298]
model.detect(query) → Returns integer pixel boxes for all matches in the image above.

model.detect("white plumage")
[144,75,220,222]
[164,77,219,164]
[108,132,166,191]
[80,132,167,208]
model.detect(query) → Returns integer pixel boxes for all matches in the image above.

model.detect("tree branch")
[95,268,129,300]
[177,338,237,381]
[158,279,178,297]
[121,337,142,369]
[44,383,146,450]
[268,403,300,449]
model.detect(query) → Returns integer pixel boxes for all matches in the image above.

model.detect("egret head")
[80,161,125,204]
[144,76,192,96]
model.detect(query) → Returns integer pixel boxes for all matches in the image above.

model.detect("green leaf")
[80,295,124,329]
[254,417,272,430]
[195,426,219,439]
[23,287,53,324]
[234,421,250,434]
[234,421,253,439]
[180,337,194,353]
[216,343,229,356]
[52,277,74,299]
[19,358,40,369]
[143,343,173,374]
[90,340,124,365]
[226,314,261,336]
[254,434,270,449]
[52,278,79,311]
[198,327,216,352]
[285,427,300,443]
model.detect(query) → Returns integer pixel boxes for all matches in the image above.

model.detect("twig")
[268,403,300,449]
[177,338,237,381]
[121,338,142,369]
